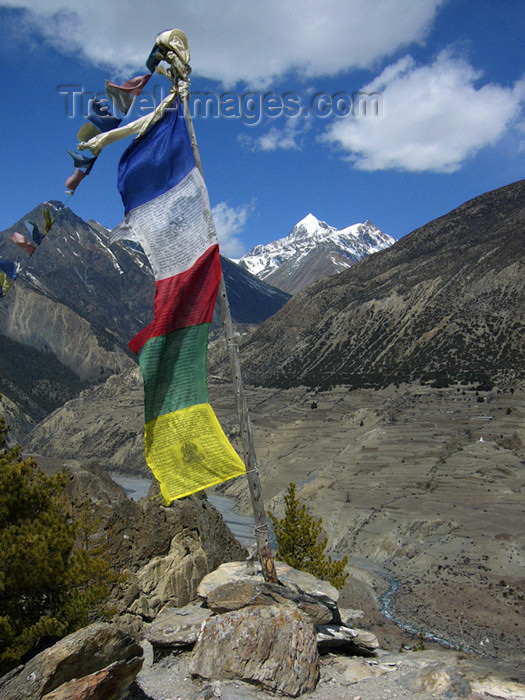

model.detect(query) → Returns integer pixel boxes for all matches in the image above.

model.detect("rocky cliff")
[0,389,34,442]
[0,202,155,349]
[25,367,147,473]
[60,461,246,617]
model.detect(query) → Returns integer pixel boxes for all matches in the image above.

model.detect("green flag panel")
[139,322,210,423]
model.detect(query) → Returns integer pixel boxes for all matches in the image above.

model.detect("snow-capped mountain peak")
[291,213,332,239]
[237,214,394,294]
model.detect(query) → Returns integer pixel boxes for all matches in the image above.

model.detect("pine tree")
[269,482,348,590]
[0,414,117,671]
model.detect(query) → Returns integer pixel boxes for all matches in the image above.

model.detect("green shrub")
[269,482,348,590]
[0,415,117,671]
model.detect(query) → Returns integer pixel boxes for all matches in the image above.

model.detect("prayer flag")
[9,231,36,255]
[43,207,55,235]
[0,259,17,279]
[88,98,122,133]
[65,168,87,192]
[0,259,17,297]
[0,272,12,297]
[24,220,44,245]
[106,74,152,114]
[67,149,97,169]
[105,84,134,115]
[2,208,55,295]
[77,122,100,142]
[118,100,245,503]
[146,42,162,73]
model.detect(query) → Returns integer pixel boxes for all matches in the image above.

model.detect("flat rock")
[207,580,333,625]
[273,562,339,603]
[316,623,357,647]
[41,656,143,700]
[197,560,338,606]
[316,623,379,654]
[0,623,142,700]
[147,603,212,648]
[190,604,319,697]
[471,677,525,699]
[353,628,380,651]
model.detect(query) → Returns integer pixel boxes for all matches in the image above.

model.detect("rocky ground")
[133,645,525,700]
[4,559,524,700]
[128,562,525,700]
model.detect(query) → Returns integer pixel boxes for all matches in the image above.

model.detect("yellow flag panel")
[144,402,246,503]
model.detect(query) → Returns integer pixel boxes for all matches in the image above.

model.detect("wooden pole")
[181,93,278,584]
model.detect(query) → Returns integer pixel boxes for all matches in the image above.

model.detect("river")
[110,474,264,548]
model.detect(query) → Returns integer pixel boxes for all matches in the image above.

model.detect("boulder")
[112,613,145,642]
[147,602,213,649]
[0,623,142,700]
[131,530,218,617]
[207,580,333,625]
[191,604,319,697]
[316,622,357,647]
[352,628,380,652]
[274,563,339,603]
[41,657,143,699]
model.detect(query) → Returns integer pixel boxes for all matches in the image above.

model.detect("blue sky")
[0,1,523,256]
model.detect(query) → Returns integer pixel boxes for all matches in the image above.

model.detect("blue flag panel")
[117,100,195,214]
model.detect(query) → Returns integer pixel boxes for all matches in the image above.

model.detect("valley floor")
[210,379,525,668]
[23,368,525,669]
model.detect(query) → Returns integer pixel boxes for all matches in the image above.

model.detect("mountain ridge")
[0,202,290,423]
[237,213,394,294]
[230,179,525,389]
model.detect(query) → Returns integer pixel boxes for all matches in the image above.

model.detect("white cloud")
[239,116,311,151]
[1,0,445,84]
[324,51,525,172]
[257,125,300,152]
[211,200,255,257]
